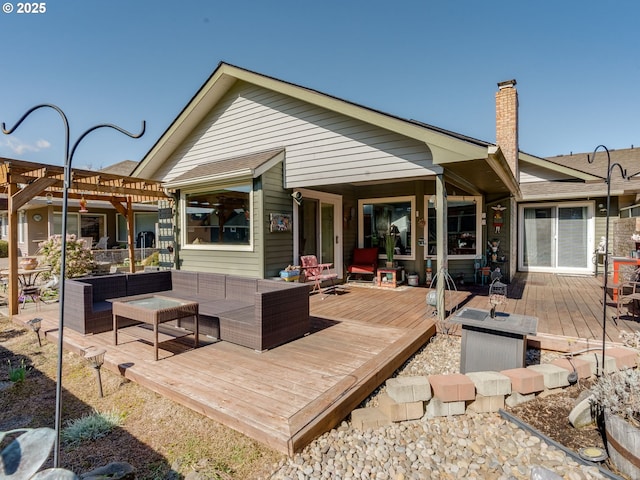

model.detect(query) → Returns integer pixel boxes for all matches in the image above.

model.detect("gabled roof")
[99,160,139,176]
[518,147,640,200]
[134,62,495,180]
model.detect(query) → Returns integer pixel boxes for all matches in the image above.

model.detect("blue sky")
[0,0,638,170]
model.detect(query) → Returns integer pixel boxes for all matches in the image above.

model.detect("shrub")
[0,240,8,258]
[61,409,124,445]
[141,251,159,266]
[590,369,640,427]
[37,234,94,278]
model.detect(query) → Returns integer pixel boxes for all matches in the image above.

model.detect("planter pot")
[605,412,640,479]
[385,261,394,268]
[19,257,38,270]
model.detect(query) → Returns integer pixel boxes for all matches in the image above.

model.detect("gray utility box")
[451,308,538,373]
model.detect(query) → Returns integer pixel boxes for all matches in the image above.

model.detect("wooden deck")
[8,271,640,455]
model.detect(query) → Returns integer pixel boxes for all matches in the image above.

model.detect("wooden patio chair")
[300,255,338,296]
[616,266,640,321]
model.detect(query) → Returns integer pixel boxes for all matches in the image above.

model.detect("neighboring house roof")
[518,147,640,201]
[99,160,139,176]
[134,62,518,196]
[164,148,284,189]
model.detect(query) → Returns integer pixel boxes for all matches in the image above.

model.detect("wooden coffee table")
[112,295,199,361]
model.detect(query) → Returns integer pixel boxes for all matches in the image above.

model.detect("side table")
[377,267,403,288]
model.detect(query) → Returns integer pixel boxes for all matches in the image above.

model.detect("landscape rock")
[80,462,135,480]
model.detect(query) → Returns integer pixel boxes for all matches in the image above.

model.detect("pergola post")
[7,182,19,315]
[127,197,135,273]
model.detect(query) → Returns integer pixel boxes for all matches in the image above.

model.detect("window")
[18,211,25,243]
[358,196,414,259]
[54,213,106,242]
[80,215,105,243]
[425,196,481,258]
[182,184,252,249]
[116,212,157,244]
[54,213,79,237]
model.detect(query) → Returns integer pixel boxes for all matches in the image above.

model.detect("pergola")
[0,158,170,315]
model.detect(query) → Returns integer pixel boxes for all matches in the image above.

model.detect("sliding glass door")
[519,202,593,273]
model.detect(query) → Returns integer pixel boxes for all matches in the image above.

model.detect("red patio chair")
[300,255,338,295]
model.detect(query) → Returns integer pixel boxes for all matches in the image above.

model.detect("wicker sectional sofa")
[64,270,311,351]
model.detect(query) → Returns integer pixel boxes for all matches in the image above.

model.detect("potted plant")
[590,368,640,478]
[385,231,395,268]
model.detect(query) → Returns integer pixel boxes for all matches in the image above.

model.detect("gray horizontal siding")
[159,82,434,186]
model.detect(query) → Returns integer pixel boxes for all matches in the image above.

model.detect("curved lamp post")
[2,104,145,466]
[587,145,626,377]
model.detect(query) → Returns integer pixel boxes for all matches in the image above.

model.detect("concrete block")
[500,367,545,394]
[550,357,592,379]
[466,371,511,396]
[377,392,424,422]
[576,352,618,375]
[428,373,475,402]
[350,407,391,430]
[604,347,639,370]
[467,394,505,413]
[505,391,536,407]
[386,375,432,403]
[424,398,466,418]
[527,364,570,389]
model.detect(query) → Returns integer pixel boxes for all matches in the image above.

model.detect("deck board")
[8,271,640,455]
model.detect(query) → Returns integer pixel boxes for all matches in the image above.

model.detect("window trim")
[357,195,415,261]
[180,181,254,252]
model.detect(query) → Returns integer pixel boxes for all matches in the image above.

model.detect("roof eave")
[520,152,601,181]
[487,146,521,199]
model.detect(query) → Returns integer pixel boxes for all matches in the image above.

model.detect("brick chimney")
[496,79,518,179]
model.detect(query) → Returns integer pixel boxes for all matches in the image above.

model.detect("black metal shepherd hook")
[587,145,627,377]
[2,103,145,467]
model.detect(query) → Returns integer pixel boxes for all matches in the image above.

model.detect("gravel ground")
[268,335,610,480]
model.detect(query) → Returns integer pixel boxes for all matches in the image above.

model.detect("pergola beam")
[0,157,170,315]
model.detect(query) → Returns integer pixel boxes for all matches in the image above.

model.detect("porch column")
[435,173,448,326]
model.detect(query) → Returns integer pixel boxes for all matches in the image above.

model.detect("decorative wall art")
[270,213,292,232]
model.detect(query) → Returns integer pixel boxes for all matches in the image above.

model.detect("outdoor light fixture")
[78,196,88,213]
[2,103,145,467]
[27,317,42,347]
[84,346,107,398]
[46,193,53,205]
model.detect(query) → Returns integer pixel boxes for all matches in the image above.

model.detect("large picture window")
[183,184,252,248]
[425,196,481,258]
[358,196,414,259]
[53,213,106,242]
